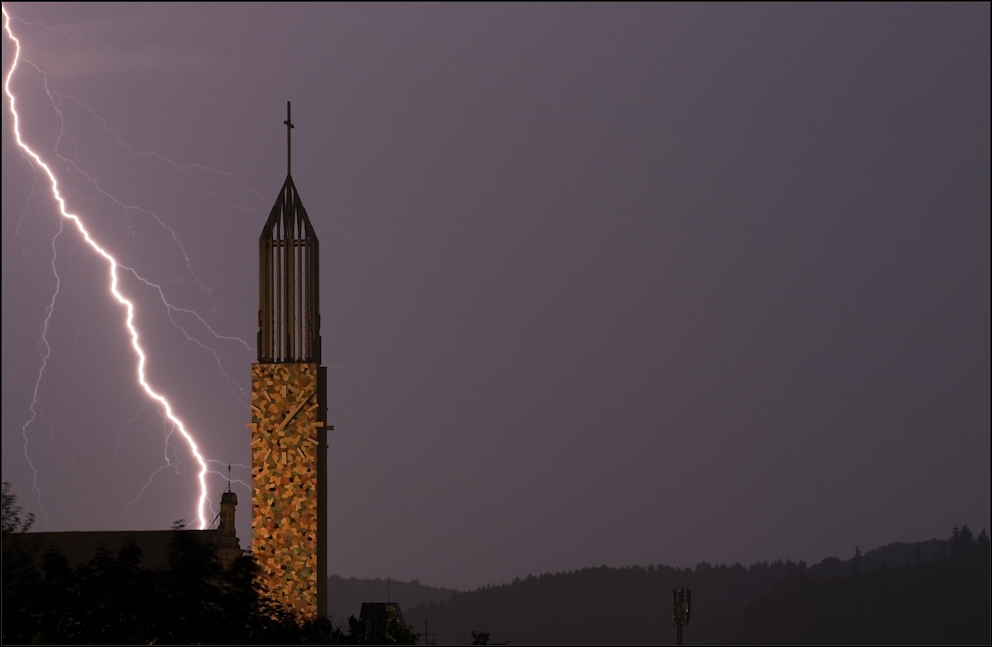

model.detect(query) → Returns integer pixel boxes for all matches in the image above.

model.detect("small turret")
[219,490,238,538]
[214,490,242,569]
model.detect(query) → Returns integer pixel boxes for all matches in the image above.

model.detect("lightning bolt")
[4,6,213,529]
[15,213,65,523]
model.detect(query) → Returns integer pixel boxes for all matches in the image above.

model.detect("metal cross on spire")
[284,101,294,176]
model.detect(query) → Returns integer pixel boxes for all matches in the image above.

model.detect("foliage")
[468,628,511,645]
[740,525,990,644]
[343,612,420,645]
[4,480,987,644]
[406,527,991,645]
[1,481,35,534]
[1,484,358,644]
[385,618,421,645]
[1,529,355,644]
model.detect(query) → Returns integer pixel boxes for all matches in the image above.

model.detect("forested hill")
[404,527,990,645]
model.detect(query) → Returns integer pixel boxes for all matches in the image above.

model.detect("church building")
[247,101,329,619]
[13,103,329,620]
[8,490,243,571]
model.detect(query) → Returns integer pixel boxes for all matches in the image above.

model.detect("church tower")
[248,102,327,618]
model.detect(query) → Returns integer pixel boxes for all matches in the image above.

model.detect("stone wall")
[249,362,322,617]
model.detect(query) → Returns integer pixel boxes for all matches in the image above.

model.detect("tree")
[0,499,352,644]
[386,618,421,645]
[1,482,43,643]
[1,481,34,534]
[470,629,510,645]
[950,524,976,563]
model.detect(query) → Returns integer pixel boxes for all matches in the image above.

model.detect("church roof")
[11,529,218,570]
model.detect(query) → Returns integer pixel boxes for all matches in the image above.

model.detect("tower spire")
[284,101,294,176]
[259,103,320,364]
[251,102,328,619]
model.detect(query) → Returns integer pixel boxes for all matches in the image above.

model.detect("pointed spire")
[259,103,320,363]
[284,101,294,176]
[227,462,232,493]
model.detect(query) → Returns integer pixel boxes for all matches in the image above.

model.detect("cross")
[284,101,294,176]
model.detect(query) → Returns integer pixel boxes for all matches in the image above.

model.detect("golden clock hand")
[275,391,315,434]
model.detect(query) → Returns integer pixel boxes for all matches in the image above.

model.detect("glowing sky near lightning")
[1,3,989,592]
[3,5,213,529]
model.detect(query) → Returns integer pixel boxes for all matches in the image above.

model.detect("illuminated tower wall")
[248,105,327,617]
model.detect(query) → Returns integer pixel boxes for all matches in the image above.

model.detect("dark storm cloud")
[2,3,988,590]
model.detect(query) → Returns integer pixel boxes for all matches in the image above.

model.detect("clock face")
[249,362,322,614]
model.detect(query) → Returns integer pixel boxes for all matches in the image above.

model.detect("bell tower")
[248,102,327,617]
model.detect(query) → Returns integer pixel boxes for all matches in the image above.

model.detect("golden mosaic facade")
[249,362,326,617]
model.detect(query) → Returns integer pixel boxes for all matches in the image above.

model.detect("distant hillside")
[405,560,800,645]
[327,575,459,626]
[404,528,990,645]
[741,548,989,644]
[806,537,948,580]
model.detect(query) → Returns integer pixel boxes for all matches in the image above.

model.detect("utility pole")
[672,587,691,645]
[423,619,440,645]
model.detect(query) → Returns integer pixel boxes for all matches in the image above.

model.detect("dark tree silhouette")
[1,483,356,644]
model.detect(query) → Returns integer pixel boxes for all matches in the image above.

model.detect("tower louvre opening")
[258,175,320,363]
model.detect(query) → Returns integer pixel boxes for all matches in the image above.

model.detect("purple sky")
[2,3,989,591]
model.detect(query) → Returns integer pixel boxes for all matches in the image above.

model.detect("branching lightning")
[15,212,65,523]
[114,397,147,457]
[126,267,251,406]
[24,57,248,318]
[116,418,178,529]
[63,92,267,215]
[4,6,218,529]
[10,155,37,253]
